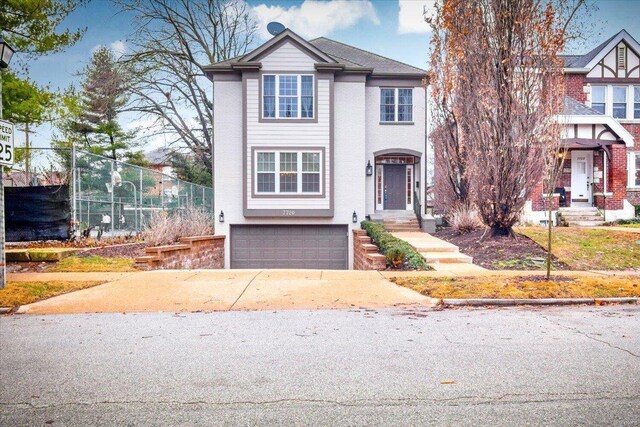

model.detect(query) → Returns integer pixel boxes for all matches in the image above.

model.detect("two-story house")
[524,30,640,224]
[205,29,427,269]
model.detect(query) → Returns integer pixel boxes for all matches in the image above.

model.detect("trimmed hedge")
[360,220,430,270]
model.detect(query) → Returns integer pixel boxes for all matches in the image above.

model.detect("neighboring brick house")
[205,29,427,269]
[522,30,639,223]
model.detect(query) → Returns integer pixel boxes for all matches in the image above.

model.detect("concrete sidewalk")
[13,270,433,315]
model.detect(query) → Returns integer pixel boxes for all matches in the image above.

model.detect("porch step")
[558,207,604,227]
[421,252,474,264]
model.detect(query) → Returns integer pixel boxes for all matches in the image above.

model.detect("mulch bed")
[434,227,569,270]
[77,242,148,259]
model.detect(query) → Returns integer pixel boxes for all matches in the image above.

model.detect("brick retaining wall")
[353,229,386,270]
[135,235,225,270]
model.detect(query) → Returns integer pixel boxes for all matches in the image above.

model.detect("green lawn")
[519,227,640,270]
[49,256,137,272]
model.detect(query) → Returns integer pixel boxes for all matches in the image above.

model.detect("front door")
[384,165,406,210]
[570,150,593,206]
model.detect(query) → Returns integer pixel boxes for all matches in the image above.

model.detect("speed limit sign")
[0,119,14,167]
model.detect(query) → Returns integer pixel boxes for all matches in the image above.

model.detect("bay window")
[380,88,413,123]
[262,74,314,119]
[255,150,322,195]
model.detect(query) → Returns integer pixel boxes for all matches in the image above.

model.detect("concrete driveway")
[14,270,432,315]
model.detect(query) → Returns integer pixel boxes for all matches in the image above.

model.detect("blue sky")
[15,0,640,150]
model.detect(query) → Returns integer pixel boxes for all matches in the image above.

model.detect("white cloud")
[252,0,380,40]
[110,40,127,57]
[89,40,127,57]
[398,0,435,34]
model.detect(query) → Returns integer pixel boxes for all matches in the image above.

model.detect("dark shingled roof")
[564,96,602,116]
[309,37,425,74]
[560,31,622,68]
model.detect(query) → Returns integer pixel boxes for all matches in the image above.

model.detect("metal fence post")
[139,168,143,231]
[110,160,115,237]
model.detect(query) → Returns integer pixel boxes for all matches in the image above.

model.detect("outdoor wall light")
[352,211,358,223]
[366,161,373,176]
[219,211,224,223]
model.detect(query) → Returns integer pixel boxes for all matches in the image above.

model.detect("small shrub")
[386,247,406,268]
[447,204,482,234]
[143,207,213,246]
[360,221,429,270]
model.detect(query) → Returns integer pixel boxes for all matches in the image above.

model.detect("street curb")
[440,297,639,307]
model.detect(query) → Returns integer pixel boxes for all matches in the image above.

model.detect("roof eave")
[555,114,635,147]
[563,67,590,73]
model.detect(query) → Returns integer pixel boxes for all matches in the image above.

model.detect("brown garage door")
[230,225,348,269]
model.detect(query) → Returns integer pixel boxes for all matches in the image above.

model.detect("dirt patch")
[434,227,568,270]
[78,242,147,259]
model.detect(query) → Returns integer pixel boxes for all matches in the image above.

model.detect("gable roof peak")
[239,28,337,64]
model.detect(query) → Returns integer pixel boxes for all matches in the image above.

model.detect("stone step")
[384,226,421,231]
[567,221,606,227]
[421,252,473,264]
[412,244,459,253]
[561,215,604,221]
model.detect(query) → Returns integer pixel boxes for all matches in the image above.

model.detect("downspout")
[603,147,608,221]
[210,73,215,218]
[424,82,428,216]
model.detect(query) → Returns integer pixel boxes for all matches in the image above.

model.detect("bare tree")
[428,3,472,213]
[430,0,586,238]
[119,0,257,170]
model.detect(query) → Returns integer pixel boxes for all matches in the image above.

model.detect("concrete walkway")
[391,231,486,272]
[12,270,433,315]
[589,226,640,233]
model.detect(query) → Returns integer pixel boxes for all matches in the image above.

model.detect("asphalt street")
[1,305,638,426]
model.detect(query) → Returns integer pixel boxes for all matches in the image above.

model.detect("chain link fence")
[7,147,213,237]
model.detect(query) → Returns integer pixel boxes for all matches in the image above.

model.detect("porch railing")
[413,189,422,229]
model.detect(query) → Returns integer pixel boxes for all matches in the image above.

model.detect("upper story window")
[591,86,606,114]
[262,74,314,119]
[613,86,627,119]
[590,85,640,120]
[255,150,322,195]
[380,88,413,123]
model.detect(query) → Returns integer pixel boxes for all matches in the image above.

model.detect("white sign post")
[0,119,13,289]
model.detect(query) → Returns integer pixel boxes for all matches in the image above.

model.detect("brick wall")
[565,74,586,102]
[136,235,225,270]
[353,229,386,270]
[607,144,627,210]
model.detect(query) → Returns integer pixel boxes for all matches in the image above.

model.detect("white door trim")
[570,150,593,207]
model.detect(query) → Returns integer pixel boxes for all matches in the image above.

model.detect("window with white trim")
[262,74,314,119]
[591,86,606,114]
[380,88,413,122]
[634,86,640,119]
[631,152,640,188]
[255,150,322,194]
[613,86,627,119]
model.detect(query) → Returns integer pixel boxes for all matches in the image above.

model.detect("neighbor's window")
[635,153,640,187]
[634,86,640,119]
[613,86,627,119]
[262,74,314,119]
[255,150,322,194]
[591,86,606,114]
[380,88,413,122]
